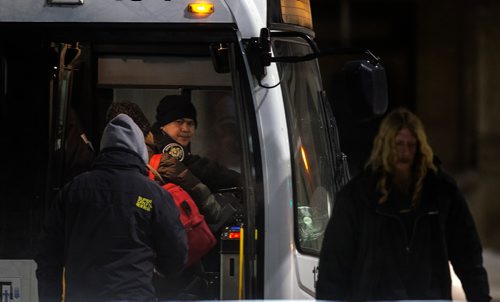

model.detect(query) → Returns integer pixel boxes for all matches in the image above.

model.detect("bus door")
[95,37,263,300]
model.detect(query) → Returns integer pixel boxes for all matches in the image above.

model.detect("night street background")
[310,0,500,299]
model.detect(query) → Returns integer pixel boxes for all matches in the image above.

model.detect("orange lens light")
[229,232,241,239]
[280,0,313,29]
[188,3,214,14]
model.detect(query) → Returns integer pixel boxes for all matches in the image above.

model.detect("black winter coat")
[36,150,188,302]
[316,169,490,301]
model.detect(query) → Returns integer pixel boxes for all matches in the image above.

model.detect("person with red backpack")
[105,101,231,228]
[106,101,238,300]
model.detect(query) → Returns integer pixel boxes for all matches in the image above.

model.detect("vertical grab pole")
[238,225,244,300]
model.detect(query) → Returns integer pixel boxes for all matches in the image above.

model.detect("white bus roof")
[0,0,234,23]
[0,0,268,38]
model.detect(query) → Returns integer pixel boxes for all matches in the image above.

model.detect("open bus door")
[45,42,94,207]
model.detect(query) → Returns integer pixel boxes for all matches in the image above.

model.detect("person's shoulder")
[435,169,458,187]
[336,169,378,206]
[427,159,459,192]
[429,155,458,187]
[425,166,464,204]
[61,169,96,189]
[343,169,377,191]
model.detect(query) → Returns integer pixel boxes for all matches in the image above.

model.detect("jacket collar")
[151,125,191,156]
[363,169,440,217]
[92,148,148,175]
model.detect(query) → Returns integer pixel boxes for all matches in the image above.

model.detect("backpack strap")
[147,154,165,184]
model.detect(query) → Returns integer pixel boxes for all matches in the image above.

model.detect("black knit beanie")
[155,94,197,127]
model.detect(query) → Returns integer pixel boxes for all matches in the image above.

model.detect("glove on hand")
[190,183,222,225]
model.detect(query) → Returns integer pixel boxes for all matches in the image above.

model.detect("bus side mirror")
[343,60,388,119]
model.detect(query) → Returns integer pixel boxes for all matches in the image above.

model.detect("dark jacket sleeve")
[183,154,241,191]
[157,154,223,225]
[445,180,491,301]
[35,189,66,302]
[152,189,188,276]
[316,185,358,300]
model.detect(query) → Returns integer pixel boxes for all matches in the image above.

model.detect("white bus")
[0,0,387,300]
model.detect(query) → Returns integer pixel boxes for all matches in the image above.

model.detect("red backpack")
[148,154,217,267]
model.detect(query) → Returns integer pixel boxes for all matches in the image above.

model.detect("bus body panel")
[0,0,234,23]
[224,0,266,38]
[0,260,38,302]
[250,60,318,299]
[293,251,318,298]
[251,67,296,299]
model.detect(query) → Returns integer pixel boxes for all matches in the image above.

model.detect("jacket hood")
[100,114,149,164]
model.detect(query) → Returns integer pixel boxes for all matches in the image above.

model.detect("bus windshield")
[273,37,336,255]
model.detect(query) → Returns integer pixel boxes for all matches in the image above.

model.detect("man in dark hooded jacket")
[35,114,188,302]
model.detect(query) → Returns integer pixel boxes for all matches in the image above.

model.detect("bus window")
[95,54,238,166]
[108,88,241,174]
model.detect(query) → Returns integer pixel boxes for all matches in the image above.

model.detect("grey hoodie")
[100,113,149,164]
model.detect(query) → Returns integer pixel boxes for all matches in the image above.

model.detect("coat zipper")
[376,209,439,252]
[375,210,411,251]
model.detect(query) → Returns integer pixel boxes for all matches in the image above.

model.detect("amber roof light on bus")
[280,0,313,29]
[187,3,214,14]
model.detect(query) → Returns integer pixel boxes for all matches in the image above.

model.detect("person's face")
[393,127,417,174]
[161,118,196,147]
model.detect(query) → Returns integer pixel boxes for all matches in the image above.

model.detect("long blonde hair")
[365,107,437,205]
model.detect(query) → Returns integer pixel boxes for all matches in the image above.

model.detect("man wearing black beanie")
[151,93,241,192]
[156,94,197,130]
[150,92,241,300]
[153,93,197,149]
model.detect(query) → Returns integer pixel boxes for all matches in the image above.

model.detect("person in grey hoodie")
[35,114,188,302]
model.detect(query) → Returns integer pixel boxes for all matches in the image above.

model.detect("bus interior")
[1,23,265,298]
